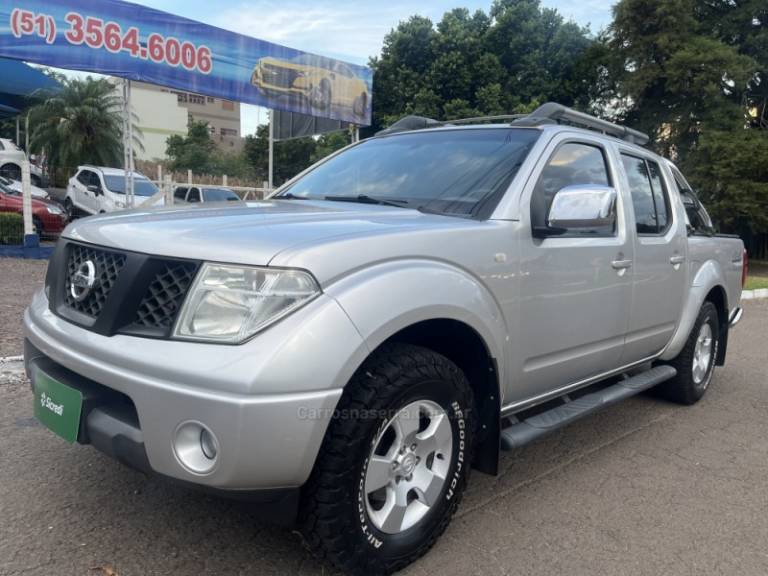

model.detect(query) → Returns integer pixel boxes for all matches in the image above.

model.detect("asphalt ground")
[1,273,766,575]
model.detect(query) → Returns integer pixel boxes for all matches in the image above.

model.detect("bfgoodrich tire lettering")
[300,343,474,575]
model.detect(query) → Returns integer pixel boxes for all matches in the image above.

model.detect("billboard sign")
[0,0,373,125]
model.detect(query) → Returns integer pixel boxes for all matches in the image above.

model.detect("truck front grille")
[49,240,200,339]
[64,244,126,317]
[134,261,198,329]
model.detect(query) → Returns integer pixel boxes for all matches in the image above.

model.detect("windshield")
[104,175,158,197]
[280,128,539,217]
[203,188,239,202]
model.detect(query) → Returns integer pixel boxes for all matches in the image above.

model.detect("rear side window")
[532,142,613,235]
[670,166,714,234]
[187,188,200,202]
[621,154,671,234]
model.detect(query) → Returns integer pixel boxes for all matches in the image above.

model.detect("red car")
[0,181,68,237]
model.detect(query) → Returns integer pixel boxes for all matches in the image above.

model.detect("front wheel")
[301,343,474,575]
[656,301,719,405]
[32,217,44,237]
[64,198,74,219]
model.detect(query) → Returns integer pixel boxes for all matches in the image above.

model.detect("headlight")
[115,201,126,208]
[174,263,320,344]
[46,205,63,215]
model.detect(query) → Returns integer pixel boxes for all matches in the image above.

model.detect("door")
[619,153,686,362]
[513,136,633,404]
[73,169,92,211]
[83,171,102,213]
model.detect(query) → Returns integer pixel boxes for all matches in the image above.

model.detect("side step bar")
[500,365,677,451]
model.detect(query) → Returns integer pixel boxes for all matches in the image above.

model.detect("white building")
[127,84,188,161]
[117,80,244,161]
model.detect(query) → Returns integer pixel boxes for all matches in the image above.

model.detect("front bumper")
[24,289,369,491]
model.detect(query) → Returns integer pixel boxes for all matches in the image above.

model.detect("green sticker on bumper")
[33,367,83,443]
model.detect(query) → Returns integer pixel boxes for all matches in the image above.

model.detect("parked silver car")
[24,103,744,575]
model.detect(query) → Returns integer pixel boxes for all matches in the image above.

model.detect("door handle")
[670,255,685,265]
[611,259,633,270]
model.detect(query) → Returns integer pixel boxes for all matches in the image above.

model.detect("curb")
[742,289,768,300]
[0,355,25,375]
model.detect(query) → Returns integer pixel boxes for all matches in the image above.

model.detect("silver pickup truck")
[24,103,745,575]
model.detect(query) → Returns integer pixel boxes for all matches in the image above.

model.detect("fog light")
[200,427,218,460]
[173,421,219,474]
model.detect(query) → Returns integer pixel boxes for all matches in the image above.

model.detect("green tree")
[166,120,217,174]
[242,125,317,186]
[27,77,127,181]
[311,131,351,164]
[599,0,767,254]
[370,0,594,129]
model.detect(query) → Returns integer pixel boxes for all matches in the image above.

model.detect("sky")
[55,0,616,135]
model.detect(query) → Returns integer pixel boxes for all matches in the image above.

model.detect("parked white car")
[0,139,47,187]
[0,175,49,200]
[65,166,161,216]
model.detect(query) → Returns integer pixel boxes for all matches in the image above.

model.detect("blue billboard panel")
[0,0,372,125]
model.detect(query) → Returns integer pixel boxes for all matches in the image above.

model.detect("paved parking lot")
[1,258,766,575]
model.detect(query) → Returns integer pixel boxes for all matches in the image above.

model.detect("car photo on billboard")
[251,55,370,121]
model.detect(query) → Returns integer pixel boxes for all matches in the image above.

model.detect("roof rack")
[376,114,526,136]
[511,103,649,146]
[377,102,649,146]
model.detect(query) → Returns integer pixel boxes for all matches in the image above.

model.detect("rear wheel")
[353,92,368,117]
[0,163,21,181]
[309,80,332,111]
[656,301,719,405]
[300,343,474,575]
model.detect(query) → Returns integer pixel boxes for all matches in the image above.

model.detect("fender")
[324,258,508,396]
[660,259,727,361]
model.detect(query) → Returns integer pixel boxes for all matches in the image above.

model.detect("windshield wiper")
[275,192,310,200]
[324,194,410,208]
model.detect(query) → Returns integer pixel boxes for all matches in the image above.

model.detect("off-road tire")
[656,301,719,405]
[32,217,44,237]
[0,163,21,181]
[300,343,475,575]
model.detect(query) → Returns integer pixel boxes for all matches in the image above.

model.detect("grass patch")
[745,276,768,291]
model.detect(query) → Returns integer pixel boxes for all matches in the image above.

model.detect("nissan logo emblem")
[70,260,97,302]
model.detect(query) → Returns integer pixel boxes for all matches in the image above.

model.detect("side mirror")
[87,184,101,195]
[545,185,617,233]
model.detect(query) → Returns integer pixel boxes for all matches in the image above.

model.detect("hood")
[63,199,469,267]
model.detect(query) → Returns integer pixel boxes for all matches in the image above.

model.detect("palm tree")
[27,77,140,184]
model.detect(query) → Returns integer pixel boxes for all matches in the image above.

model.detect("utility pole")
[122,79,135,208]
[268,109,274,190]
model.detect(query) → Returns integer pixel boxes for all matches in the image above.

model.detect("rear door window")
[186,187,201,202]
[174,187,188,200]
[621,154,671,234]
[647,160,670,232]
